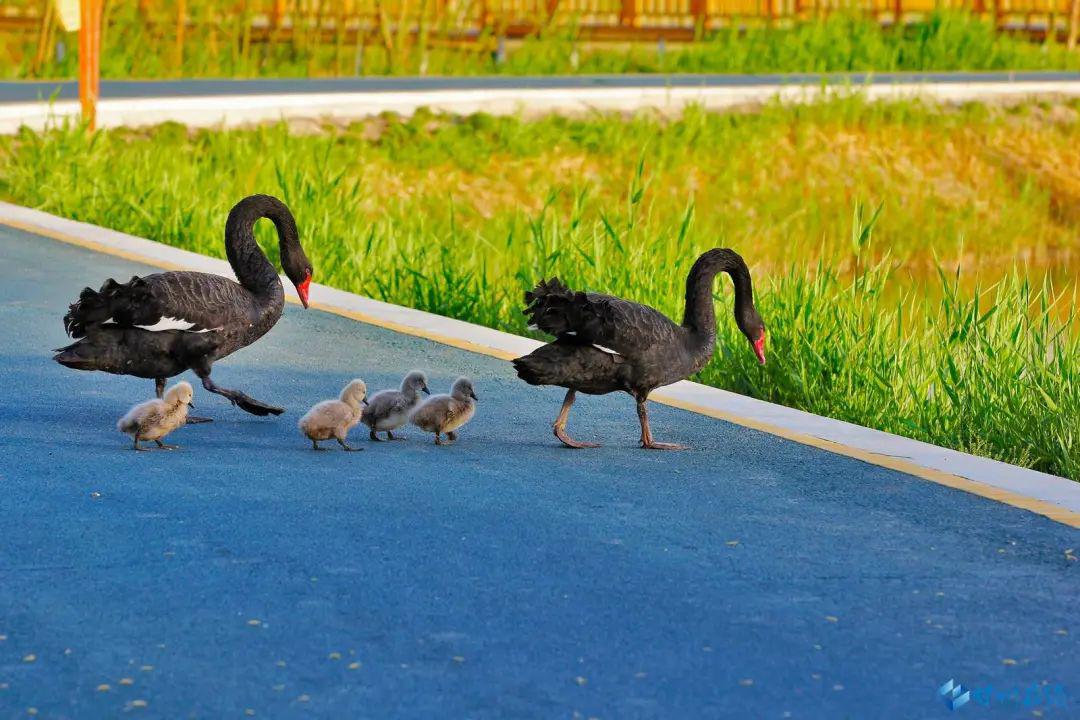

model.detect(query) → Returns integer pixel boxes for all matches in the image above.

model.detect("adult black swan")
[54,194,312,419]
[512,248,766,450]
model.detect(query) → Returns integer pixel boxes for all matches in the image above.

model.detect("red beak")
[753,334,766,366]
[295,274,311,309]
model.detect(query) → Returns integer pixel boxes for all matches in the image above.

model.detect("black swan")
[54,194,312,419]
[512,248,765,449]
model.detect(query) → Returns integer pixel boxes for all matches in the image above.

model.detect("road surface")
[5,71,1080,135]
[0,224,1076,718]
[2,71,1080,103]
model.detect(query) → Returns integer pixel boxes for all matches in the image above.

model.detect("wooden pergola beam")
[79,0,103,130]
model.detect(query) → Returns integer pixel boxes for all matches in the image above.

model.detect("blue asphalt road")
[2,71,1080,103]
[0,225,1077,719]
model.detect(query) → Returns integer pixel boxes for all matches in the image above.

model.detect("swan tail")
[513,340,621,393]
[53,337,106,371]
[53,330,143,374]
[511,355,547,386]
[116,410,140,434]
[513,344,581,387]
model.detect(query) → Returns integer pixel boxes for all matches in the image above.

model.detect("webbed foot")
[641,440,687,451]
[555,425,601,449]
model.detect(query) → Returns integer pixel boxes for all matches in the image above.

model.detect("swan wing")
[117,398,166,433]
[300,400,355,431]
[364,390,409,419]
[523,278,682,357]
[64,272,259,338]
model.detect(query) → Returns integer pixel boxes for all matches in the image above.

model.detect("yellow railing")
[3,0,1079,37]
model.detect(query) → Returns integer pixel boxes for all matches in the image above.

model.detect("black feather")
[62,275,162,338]
[54,195,309,397]
[513,248,764,399]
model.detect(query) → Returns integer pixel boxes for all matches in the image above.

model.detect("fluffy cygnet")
[361,370,430,441]
[298,379,367,451]
[409,377,478,446]
[117,381,194,451]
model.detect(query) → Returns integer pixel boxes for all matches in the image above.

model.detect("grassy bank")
[1,97,1077,478]
[6,11,1080,79]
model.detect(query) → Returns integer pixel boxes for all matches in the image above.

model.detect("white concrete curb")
[2,200,1078,518]
[4,80,1080,133]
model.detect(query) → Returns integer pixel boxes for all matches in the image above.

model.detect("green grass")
[1,96,1077,478]
[6,11,1080,79]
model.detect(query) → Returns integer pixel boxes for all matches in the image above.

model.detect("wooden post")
[1069,0,1080,50]
[893,0,902,26]
[268,0,286,65]
[691,0,707,33]
[334,5,343,76]
[272,0,286,28]
[174,0,186,75]
[354,22,365,76]
[240,0,252,71]
[33,0,56,76]
[203,1,220,67]
[79,0,103,130]
[621,0,636,27]
[311,0,325,75]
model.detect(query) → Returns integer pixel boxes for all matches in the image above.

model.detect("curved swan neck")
[224,195,300,294]
[682,249,756,338]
